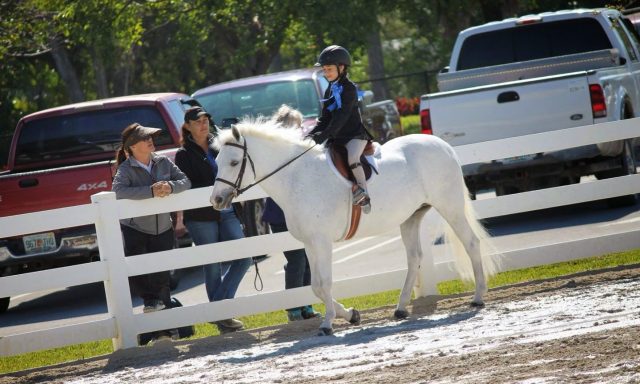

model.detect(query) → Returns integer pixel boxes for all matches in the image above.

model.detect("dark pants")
[120,225,174,307]
[269,222,311,290]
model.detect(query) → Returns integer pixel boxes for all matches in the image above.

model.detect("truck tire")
[604,139,637,208]
[169,269,181,291]
[242,199,270,261]
[0,297,9,314]
[242,199,270,237]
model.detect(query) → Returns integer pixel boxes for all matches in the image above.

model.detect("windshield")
[15,106,173,167]
[195,80,320,125]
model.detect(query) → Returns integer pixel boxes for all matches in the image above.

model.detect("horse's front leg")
[306,238,357,335]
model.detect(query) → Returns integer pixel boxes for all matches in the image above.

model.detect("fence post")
[91,191,137,350]
[414,211,440,298]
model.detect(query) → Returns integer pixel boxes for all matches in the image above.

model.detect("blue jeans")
[185,210,251,302]
[269,222,311,290]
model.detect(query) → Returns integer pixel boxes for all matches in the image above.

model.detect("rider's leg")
[346,139,368,194]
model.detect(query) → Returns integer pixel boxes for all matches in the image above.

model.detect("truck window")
[195,80,320,123]
[166,99,190,130]
[613,17,639,61]
[15,106,173,167]
[457,17,612,70]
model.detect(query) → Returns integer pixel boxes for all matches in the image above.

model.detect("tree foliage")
[0,0,636,167]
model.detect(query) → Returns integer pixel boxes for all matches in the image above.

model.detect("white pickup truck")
[419,8,640,206]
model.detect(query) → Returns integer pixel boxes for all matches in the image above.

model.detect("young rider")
[306,45,373,213]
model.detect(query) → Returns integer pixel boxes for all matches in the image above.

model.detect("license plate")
[23,232,57,254]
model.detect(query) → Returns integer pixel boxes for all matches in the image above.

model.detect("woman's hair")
[114,123,139,166]
[272,105,303,128]
[179,122,191,147]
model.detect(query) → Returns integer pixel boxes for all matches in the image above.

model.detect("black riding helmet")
[315,45,352,67]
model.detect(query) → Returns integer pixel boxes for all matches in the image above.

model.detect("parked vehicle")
[192,67,403,236]
[419,8,640,206]
[0,93,194,313]
[193,68,402,140]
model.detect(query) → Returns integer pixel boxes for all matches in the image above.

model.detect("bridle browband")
[215,135,317,197]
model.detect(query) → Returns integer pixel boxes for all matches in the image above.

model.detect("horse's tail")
[440,184,501,283]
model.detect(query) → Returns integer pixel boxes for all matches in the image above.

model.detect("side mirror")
[620,56,627,65]
[361,90,374,105]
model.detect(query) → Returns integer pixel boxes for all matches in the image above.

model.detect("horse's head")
[210,125,253,210]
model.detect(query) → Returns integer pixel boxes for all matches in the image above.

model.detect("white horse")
[210,118,499,335]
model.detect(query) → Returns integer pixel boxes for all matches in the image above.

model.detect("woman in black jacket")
[174,106,250,334]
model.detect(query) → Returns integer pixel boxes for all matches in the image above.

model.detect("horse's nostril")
[214,196,223,204]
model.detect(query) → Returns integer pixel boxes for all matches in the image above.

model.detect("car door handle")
[19,178,39,188]
[497,91,520,103]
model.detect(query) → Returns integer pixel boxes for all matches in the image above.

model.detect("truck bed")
[437,49,619,92]
[426,71,594,147]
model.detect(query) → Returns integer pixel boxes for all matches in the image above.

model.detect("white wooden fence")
[1,118,640,357]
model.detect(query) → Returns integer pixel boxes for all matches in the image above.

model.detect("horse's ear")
[231,125,241,141]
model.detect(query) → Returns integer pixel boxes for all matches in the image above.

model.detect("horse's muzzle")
[210,192,233,210]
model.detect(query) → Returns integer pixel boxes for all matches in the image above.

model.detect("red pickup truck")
[0,93,194,313]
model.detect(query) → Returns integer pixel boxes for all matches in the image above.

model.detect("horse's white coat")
[211,119,498,333]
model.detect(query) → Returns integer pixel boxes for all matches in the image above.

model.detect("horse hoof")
[317,327,333,336]
[394,309,409,319]
[349,309,361,325]
[470,301,485,308]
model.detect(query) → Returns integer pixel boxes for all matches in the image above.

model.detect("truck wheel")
[242,199,270,261]
[605,139,637,208]
[0,297,9,314]
[169,269,181,291]
[243,199,270,237]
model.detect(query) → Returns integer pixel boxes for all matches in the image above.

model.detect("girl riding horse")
[307,45,373,213]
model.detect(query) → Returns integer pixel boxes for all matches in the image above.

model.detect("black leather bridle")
[215,135,316,197]
[214,140,255,197]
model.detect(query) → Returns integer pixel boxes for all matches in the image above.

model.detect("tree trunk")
[49,36,84,102]
[366,23,389,102]
[93,47,109,99]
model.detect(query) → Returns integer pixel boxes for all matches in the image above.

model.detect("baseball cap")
[124,124,162,148]
[184,106,212,122]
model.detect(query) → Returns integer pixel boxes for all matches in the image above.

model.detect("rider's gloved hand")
[307,131,327,144]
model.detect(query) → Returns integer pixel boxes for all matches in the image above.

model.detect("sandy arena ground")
[3,264,640,384]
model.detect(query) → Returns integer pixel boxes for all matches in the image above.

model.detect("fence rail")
[1,118,640,356]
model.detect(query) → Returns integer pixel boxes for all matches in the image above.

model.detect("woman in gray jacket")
[112,123,191,314]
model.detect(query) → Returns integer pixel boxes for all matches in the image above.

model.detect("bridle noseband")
[215,134,317,197]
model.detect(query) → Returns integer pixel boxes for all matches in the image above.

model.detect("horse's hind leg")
[439,202,488,306]
[395,206,430,319]
[306,238,355,335]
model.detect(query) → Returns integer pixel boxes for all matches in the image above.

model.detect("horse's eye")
[230,160,240,166]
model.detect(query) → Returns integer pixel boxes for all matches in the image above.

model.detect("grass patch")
[2,249,639,374]
[401,114,420,135]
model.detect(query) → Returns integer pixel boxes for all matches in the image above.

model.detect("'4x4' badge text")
[77,181,108,191]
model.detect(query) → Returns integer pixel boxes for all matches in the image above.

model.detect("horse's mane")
[214,115,318,152]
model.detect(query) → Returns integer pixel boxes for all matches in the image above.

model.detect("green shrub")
[401,114,420,135]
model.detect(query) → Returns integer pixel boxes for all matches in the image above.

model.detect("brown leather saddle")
[328,141,377,240]
[328,141,376,183]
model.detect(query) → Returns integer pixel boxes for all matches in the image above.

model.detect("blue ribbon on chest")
[321,82,366,112]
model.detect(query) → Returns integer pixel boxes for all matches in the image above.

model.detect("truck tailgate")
[426,72,594,147]
[0,162,114,217]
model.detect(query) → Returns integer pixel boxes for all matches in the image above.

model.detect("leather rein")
[215,136,317,197]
